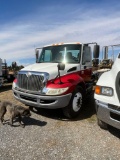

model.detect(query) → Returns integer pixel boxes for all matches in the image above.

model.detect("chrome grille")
[17,72,45,91]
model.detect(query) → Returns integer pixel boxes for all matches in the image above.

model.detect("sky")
[0,0,120,66]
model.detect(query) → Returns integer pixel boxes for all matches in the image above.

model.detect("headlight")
[46,87,69,95]
[12,78,18,89]
[95,85,113,96]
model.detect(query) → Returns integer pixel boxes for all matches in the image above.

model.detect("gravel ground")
[0,83,120,160]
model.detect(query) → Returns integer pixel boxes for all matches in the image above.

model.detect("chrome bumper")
[13,88,72,109]
[95,100,120,130]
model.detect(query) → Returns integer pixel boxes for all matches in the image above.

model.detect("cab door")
[80,45,92,81]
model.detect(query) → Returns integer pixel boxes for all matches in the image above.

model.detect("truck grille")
[17,72,45,92]
[108,104,120,111]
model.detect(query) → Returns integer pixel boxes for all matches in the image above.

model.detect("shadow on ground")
[30,93,96,121]
[22,117,47,127]
[0,83,12,92]
[3,117,47,127]
[30,93,120,138]
[108,126,120,139]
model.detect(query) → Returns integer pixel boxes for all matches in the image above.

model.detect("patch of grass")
[87,115,97,123]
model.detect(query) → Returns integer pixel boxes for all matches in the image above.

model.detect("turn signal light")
[95,85,101,94]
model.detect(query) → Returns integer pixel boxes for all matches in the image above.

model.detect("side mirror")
[93,45,100,58]
[104,46,108,59]
[56,63,65,84]
[57,63,65,71]
[35,49,39,63]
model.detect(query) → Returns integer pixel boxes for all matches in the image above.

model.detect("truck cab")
[95,44,120,130]
[13,42,99,118]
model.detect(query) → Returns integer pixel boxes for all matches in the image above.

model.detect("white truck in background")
[0,59,17,86]
[99,45,114,69]
[94,44,120,130]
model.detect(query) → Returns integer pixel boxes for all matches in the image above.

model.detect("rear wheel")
[97,118,108,130]
[63,86,83,118]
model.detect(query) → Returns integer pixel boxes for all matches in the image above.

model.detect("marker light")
[95,85,101,94]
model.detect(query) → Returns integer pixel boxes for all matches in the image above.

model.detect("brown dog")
[0,101,31,127]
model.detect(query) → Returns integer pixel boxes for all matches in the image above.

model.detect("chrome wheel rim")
[72,92,82,112]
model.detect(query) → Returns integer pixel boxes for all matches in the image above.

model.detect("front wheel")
[63,86,83,118]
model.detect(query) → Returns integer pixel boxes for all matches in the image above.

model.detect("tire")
[63,86,83,118]
[97,118,108,130]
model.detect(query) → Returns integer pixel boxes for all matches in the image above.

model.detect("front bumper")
[95,100,120,129]
[13,88,72,109]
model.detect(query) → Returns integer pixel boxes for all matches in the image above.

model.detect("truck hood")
[21,63,79,79]
[95,56,120,105]
[97,57,120,87]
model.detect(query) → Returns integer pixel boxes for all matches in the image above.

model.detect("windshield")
[38,44,81,63]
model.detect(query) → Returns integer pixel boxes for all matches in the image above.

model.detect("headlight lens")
[46,87,69,95]
[101,87,113,96]
[95,85,113,96]
[12,78,18,89]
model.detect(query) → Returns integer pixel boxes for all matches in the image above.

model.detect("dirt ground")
[0,83,120,160]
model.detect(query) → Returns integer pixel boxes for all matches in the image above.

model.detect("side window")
[40,50,52,62]
[44,50,51,61]
[82,46,91,65]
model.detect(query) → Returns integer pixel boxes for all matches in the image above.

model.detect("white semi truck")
[12,42,99,118]
[94,44,120,130]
